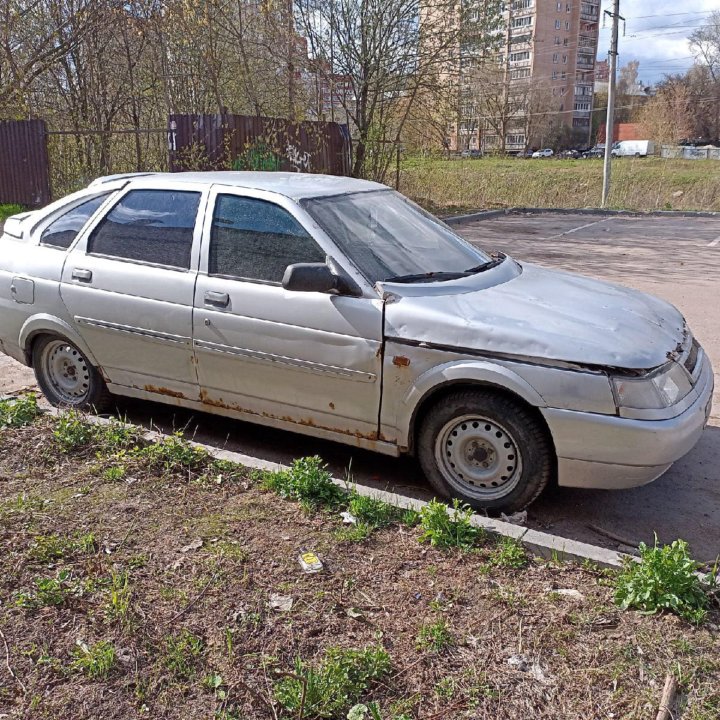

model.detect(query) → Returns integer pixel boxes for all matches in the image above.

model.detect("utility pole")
[602,0,623,207]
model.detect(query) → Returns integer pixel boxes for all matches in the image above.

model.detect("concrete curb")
[2,395,628,569]
[443,207,720,225]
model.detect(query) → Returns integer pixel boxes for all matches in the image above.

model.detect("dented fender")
[394,358,547,449]
[18,314,101,368]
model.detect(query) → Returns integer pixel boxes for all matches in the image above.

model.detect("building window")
[511,68,531,79]
[565,21,570,30]
[510,51,531,63]
[511,15,532,28]
[552,70,558,79]
[557,2,562,10]
[562,54,568,64]
[561,71,567,80]
[555,19,561,29]
[561,87,567,95]
[566,3,572,12]
[553,53,559,63]
[563,37,569,46]
[574,102,591,111]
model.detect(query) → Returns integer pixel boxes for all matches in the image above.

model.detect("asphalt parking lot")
[2,211,720,561]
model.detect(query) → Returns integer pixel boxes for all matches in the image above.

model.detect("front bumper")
[543,354,713,490]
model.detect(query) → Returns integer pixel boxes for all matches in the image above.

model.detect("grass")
[1,398,719,718]
[614,537,717,624]
[400,155,720,214]
[416,619,455,653]
[71,640,116,680]
[0,203,24,221]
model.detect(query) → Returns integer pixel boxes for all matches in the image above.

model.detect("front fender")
[19,314,100,368]
[396,359,546,449]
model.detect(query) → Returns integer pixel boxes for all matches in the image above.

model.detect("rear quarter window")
[40,193,112,249]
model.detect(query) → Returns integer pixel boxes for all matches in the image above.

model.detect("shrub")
[419,499,481,550]
[614,537,714,624]
[53,411,96,452]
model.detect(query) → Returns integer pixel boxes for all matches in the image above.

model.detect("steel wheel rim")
[434,414,523,501]
[41,340,91,405]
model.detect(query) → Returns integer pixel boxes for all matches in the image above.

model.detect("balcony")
[580,3,600,22]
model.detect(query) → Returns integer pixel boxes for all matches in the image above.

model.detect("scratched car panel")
[0,172,713,512]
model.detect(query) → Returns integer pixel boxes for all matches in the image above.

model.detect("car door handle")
[72,268,93,282]
[204,291,230,308]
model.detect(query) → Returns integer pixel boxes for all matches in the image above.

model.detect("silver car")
[0,172,713,511]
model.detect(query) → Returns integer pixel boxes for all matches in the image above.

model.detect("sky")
[597,0,717,84]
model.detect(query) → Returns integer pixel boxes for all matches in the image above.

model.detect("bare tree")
[296,0,459,179]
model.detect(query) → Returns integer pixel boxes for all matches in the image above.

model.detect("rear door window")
[88,189,201,269]
[40,193,112,249]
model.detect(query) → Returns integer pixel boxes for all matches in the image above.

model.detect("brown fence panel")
[168,114,350,176]
[0,119,51,207]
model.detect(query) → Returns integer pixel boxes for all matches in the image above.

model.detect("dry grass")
[0,415,718,719]
[400,156,720,214]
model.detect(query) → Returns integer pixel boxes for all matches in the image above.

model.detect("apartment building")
[453,0,600,152]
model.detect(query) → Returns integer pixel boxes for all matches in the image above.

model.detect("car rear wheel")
[417,389,553,512]
[32,335,111,412]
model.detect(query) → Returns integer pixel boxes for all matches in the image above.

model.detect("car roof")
[89,171,388,200]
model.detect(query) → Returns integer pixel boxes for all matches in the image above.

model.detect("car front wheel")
[32,335,111,412]
[417,389,553,512]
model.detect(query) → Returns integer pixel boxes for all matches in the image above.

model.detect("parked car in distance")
[0,172,713,512]
[460,149,482,159]
[581,145,605,159]
[531,148,554,158]
[560,149,580,159]
[611,140,655,158]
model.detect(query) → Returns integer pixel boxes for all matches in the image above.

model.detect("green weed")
[102,464,127,482]
[488,536,528,569]
[163,629,205,679]
[274,645,391,719]
[29,532,96,563]
[71,640,116,679]
[137,432,209,474]
[416,619,454,653]
[103,570,132,625]
[614,537,714,624]
[0,393,41,428]
[419,499,481,550]
[15,570,78,608]
[53,411,96,452]
[262,456,343,511]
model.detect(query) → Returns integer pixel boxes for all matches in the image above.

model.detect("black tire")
[32,335,112,412]
[417,389,554,512]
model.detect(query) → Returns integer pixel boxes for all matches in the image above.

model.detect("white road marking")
[545,217,612,240]
[707,236,720,247]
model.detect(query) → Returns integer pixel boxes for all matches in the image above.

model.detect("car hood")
[382,261,685,370]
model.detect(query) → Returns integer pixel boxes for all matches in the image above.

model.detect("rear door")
[192,186,384,439]
[60,182,208,400]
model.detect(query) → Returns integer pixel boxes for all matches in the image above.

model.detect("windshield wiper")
[465,253,506,274]
[382,271,468,284]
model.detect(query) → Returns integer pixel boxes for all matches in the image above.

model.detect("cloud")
[597,0,716,82]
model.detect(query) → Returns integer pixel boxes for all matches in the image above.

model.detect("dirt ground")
[0,415,718,719]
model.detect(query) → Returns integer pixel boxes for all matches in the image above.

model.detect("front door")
[192,187,383,439]
[60,183,207,400]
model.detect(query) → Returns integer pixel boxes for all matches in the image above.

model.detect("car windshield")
[301,190,491,284]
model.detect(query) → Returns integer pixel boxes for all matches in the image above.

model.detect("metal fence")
[0,119,51,207]
[168,114,351,176]
[661,145,720,160]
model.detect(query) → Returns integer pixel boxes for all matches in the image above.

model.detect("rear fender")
[19,314,100,368]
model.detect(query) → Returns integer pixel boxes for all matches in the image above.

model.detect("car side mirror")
[282,257,362,297]
[282,263,337,293]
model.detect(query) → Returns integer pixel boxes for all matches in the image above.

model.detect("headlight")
[611,363,692,410]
